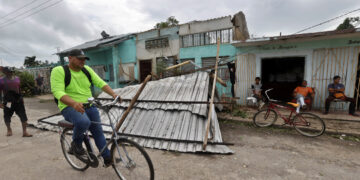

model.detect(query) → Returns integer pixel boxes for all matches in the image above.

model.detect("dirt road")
[0,96,359,180]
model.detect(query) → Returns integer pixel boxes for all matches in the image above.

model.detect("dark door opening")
[261,57,305,102]
[354,53,360,110]
[139,60,152,82]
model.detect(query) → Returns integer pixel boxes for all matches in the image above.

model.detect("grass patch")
[330,134,360,142]
[231,109,248,118]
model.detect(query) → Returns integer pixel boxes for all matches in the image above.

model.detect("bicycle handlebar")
[87,96,121,108]
[264,88,280,102]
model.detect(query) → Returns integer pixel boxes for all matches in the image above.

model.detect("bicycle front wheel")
[111,138,154,180]
[253,109,278,127]
[60,128,89,171]
[293,113,326,137]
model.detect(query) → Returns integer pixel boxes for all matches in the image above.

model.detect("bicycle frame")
[267,102,297,125]
[77,105,133,167]
[264,88,298,125]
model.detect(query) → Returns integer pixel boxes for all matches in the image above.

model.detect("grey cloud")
[132,0,360,36]
[0,0,98,65]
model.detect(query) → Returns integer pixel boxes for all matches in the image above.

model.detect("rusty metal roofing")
[36,72,233,154]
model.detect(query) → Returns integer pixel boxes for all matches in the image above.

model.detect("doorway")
[354,53,360,110]
[261,57,305,101]
[139,60,152,82]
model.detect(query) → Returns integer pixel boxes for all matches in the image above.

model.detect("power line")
[0,0,63,29]
[0,0,40,21]
[293,8,360,34]
[0,0,55,27]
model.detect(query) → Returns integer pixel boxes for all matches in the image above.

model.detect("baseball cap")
[68,49,90,60]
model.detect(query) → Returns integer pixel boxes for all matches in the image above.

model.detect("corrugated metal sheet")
[36,72,233,154]
[311,46,360,110]
[235,54,256,105]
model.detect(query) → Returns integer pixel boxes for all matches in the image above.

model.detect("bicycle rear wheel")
[253,109,278,127]
[293,113,326,137]
[111,138,154,180]
[60,128,89,171]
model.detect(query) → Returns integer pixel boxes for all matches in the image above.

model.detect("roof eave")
[232,28,360,47]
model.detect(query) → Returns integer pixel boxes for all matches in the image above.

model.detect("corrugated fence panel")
[236,54,256,105]
[311,46,360,110]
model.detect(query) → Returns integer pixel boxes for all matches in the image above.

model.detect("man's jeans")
[61,106,110,158]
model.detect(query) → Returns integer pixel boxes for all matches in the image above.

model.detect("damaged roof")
[36,72,233,154]
[58,33,134,55]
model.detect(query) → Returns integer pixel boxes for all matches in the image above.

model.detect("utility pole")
[55,47,63,65]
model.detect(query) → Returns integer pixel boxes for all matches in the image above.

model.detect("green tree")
[336,17,360,30]
[23,56,51,68]
[23,56,40,67]
[154,16,179,29]
[15,71,35,97]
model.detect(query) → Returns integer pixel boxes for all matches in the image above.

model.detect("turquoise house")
[232,28,360,110]
[179,16,237,97]
[58,34,138,92]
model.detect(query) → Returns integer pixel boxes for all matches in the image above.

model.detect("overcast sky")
[0,0,359,67]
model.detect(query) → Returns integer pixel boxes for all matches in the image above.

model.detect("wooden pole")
[203,38,220,150]
[113,75,152,135]
[165,60,191,71]
[211,74,227,87]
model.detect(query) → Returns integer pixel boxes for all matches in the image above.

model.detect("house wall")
[178,16,236,97]
[235,35,360,110]
[179,16,232,35]
[84,36,138,90]
[136,26,180,77]
[180,44,237,97]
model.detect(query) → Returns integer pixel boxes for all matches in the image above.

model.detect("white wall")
[136,28,180,74]
[179,16,233,35]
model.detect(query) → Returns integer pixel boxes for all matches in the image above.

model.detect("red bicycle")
[253,89,325,137]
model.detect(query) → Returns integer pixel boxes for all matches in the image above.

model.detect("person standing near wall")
[35,74,44,94]
[0,67,32,137]
[227,62,236,97]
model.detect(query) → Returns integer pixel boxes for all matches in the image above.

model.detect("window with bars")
[180,59,195,73]
[145,37,169,49]
[156,56,177,78]
[181,29,232,48]
[201,57,230,81]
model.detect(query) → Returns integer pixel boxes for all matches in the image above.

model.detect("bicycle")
[253,88,326,137]
[58,96,155,179]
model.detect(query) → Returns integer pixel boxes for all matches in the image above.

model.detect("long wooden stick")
[203,38,220,150]
[210,74,227,87]
[113,75,152,135]
[165,60,191,71]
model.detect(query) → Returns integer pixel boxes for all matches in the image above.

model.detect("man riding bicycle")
[51,49,120,167]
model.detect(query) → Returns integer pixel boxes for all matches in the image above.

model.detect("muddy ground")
[0,96,359,180]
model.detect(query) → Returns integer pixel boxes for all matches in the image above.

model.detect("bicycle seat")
[58,120,74,129]
[287,102,299,108]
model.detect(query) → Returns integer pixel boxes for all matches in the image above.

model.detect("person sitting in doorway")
[324,75,358,116]
[251,77,264,109]
[293,80,314,113]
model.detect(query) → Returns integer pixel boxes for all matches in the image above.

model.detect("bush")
[16,71,35,97]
